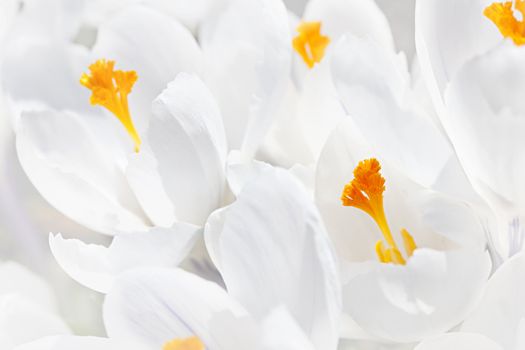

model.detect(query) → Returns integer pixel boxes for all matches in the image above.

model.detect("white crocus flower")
[315,114,490,343]
[416,252,525,350]
[416,0,525,263]
[0,261,70,349]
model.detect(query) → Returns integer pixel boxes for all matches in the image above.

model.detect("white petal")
[415,0,500,109]
[204,166,341,350]
[92,4,203,132]
[0,295,71,349]
[104,268,249,350]
[200,0,291,156]
[50,224,199,293]
[303,0,394,49]
[331,35,452,187]
[12,336,143,350]
[415,333,501,350]
[444,45,525,216]
[15,110,148,234]
[148,73,227,226]
[344,248,490,342]
[462,253,525,349]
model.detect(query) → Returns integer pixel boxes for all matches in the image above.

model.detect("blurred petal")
[0,295,71,349]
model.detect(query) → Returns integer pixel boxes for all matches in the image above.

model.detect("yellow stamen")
[484,1,525,45]
[292,21,330,69]
[341,158,418,265]
[163,336,205,350]
[80,59,142,152]
[401,228,417,257]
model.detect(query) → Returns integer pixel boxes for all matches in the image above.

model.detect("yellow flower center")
[341,158,417,265]
[484,0,525,45]
[163,336,204,350]
[292,21,330,69]
[80,59,142,152]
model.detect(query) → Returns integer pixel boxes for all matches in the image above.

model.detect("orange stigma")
[292,21,330,69]
[341,158,417,265]
[80,59,142,152]
[485,1,525,45]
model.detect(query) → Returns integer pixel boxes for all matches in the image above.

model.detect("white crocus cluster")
[0,0,523,349]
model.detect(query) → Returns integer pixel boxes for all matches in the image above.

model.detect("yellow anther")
[401,229,417,257]
[80,59,142,152]
[163,336,205,350]
[292,21,330,69]
[485,1,525,45]
[341,158,417,265]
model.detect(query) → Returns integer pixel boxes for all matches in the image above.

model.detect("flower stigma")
[341,158,417,265]
[484,0,525,45]
[292,21,330,69]
[163,336,205,350]
[80,59,142,152]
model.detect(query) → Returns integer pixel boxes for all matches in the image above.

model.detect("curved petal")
[12,336,143,350]
[331,35,452,187]
[414,333,501,350]
[303,0,394,49]
[92,4,203,132]
[148,73,227,226]
[50,223,200,293]
[443,45,525,217]
[200,0,291,156]
[415,0,500,110]
[462,253,525,349]
[104,268,250,350]
[344,248,490,342]
[15,109,148,234]
[204,165,341,350]
[0,295,71,349]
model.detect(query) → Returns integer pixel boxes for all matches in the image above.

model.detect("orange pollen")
[341,158,417,265]
[484,1,525,45]
[292,21,330,69]
[163,336,205,350]
[80,59,142,152]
